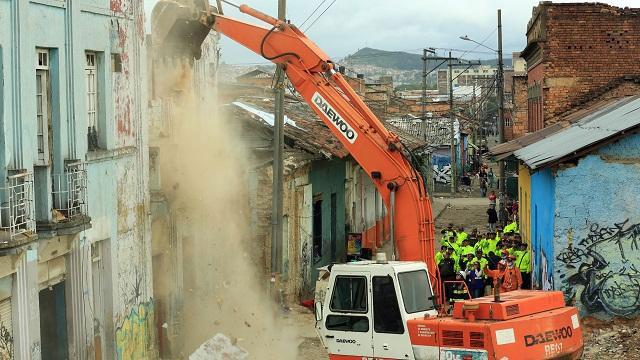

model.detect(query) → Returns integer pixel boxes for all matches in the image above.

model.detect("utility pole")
[271,0,286,276]
[421,48,436,194]
[472,81,477,171]
[448,52,456,194]
[497,9,505,195]
[421,49,428,126]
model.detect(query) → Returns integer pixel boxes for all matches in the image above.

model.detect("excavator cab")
[315,260,438,359]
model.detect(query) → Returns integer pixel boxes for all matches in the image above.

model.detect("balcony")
[37,161,91,236]
[0,171,37,247]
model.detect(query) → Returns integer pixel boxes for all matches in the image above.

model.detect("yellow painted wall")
[518,163,532,244]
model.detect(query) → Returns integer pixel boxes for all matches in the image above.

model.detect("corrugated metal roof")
[489,123,568,161]
[514,96,640,169]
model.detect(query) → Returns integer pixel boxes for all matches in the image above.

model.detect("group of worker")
[435,222,530,305]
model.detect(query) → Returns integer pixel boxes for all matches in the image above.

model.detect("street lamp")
[459,10,505,196]
[459,35,497,52]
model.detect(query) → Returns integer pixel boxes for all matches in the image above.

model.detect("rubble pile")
[582,319,640,360]
[190,333,249,360]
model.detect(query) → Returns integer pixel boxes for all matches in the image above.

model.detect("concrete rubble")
[190,333,249,360]
[582,321,640,360]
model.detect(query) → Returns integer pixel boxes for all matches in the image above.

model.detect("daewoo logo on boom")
[312,92,358,144]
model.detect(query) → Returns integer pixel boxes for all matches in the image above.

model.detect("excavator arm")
[152,1,438,298]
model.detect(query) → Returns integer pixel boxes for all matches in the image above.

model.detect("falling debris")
[189,333,249,360]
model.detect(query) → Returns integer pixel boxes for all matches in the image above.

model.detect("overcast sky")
[144,0,637,64]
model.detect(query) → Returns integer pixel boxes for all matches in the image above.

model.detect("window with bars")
[36,49,51,165]
[86,52,100,151]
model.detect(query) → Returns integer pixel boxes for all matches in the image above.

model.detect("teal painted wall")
[310,158,346,271]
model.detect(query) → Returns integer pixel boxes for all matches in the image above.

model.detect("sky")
[144,0,637,64]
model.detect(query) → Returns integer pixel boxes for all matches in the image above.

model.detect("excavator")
[151,1,584,359]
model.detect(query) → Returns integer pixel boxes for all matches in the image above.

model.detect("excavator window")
[326,276,370,333]
[330,276,367,313]
[398,270,434,313]
[372,276,404,334]
[325,315,369,332]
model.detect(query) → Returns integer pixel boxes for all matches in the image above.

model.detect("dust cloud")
[155,61,300,359]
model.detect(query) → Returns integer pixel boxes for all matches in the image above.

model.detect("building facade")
[521,2,640,132]
[0,0,154,359]
[514,97,640,319]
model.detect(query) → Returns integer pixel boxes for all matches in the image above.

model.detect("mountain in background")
[341,47,511,71]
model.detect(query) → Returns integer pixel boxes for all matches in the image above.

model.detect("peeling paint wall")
[552,133,640,318]
[1,0,153,358]
[347,161,387,252]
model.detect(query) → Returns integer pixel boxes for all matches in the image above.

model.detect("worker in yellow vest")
[504,220,518,234]
[515,242,531,289]
[456,226,468,245]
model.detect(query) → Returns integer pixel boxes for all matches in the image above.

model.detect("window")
[36,48,51,165]
[398,270,434,313]
[86,52,99,151]
[330,276,367,313]
[312,195,323,261]
[373,276,404,334]
[505,117,513,127]
[326,315,369,332]
[111,53,122,73]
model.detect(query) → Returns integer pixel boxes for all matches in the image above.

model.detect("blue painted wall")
[530,167,555,291]
[552,133,640,318]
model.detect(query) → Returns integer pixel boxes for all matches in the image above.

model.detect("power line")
[304,0,337,32]
[298,0,327,28]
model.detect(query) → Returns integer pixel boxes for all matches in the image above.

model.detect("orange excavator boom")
[152,1,438,297]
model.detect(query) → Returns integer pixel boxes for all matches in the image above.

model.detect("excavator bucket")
[151,0,217,60]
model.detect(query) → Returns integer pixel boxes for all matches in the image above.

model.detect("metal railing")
[0,171,36,241]
[52,161,88,220]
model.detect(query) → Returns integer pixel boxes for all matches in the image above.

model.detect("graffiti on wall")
[300,240,311,296]
[432,164,451,184]
[0,321,13,359]
[30,341,41,360]
[540,250,554,291]
[432,153,451,184]
[556,219,640,317]
[115,299,154,360]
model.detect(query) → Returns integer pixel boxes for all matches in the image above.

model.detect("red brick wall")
[527,63,545,132]
[512,75,529,138]
[532,3,640,125]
